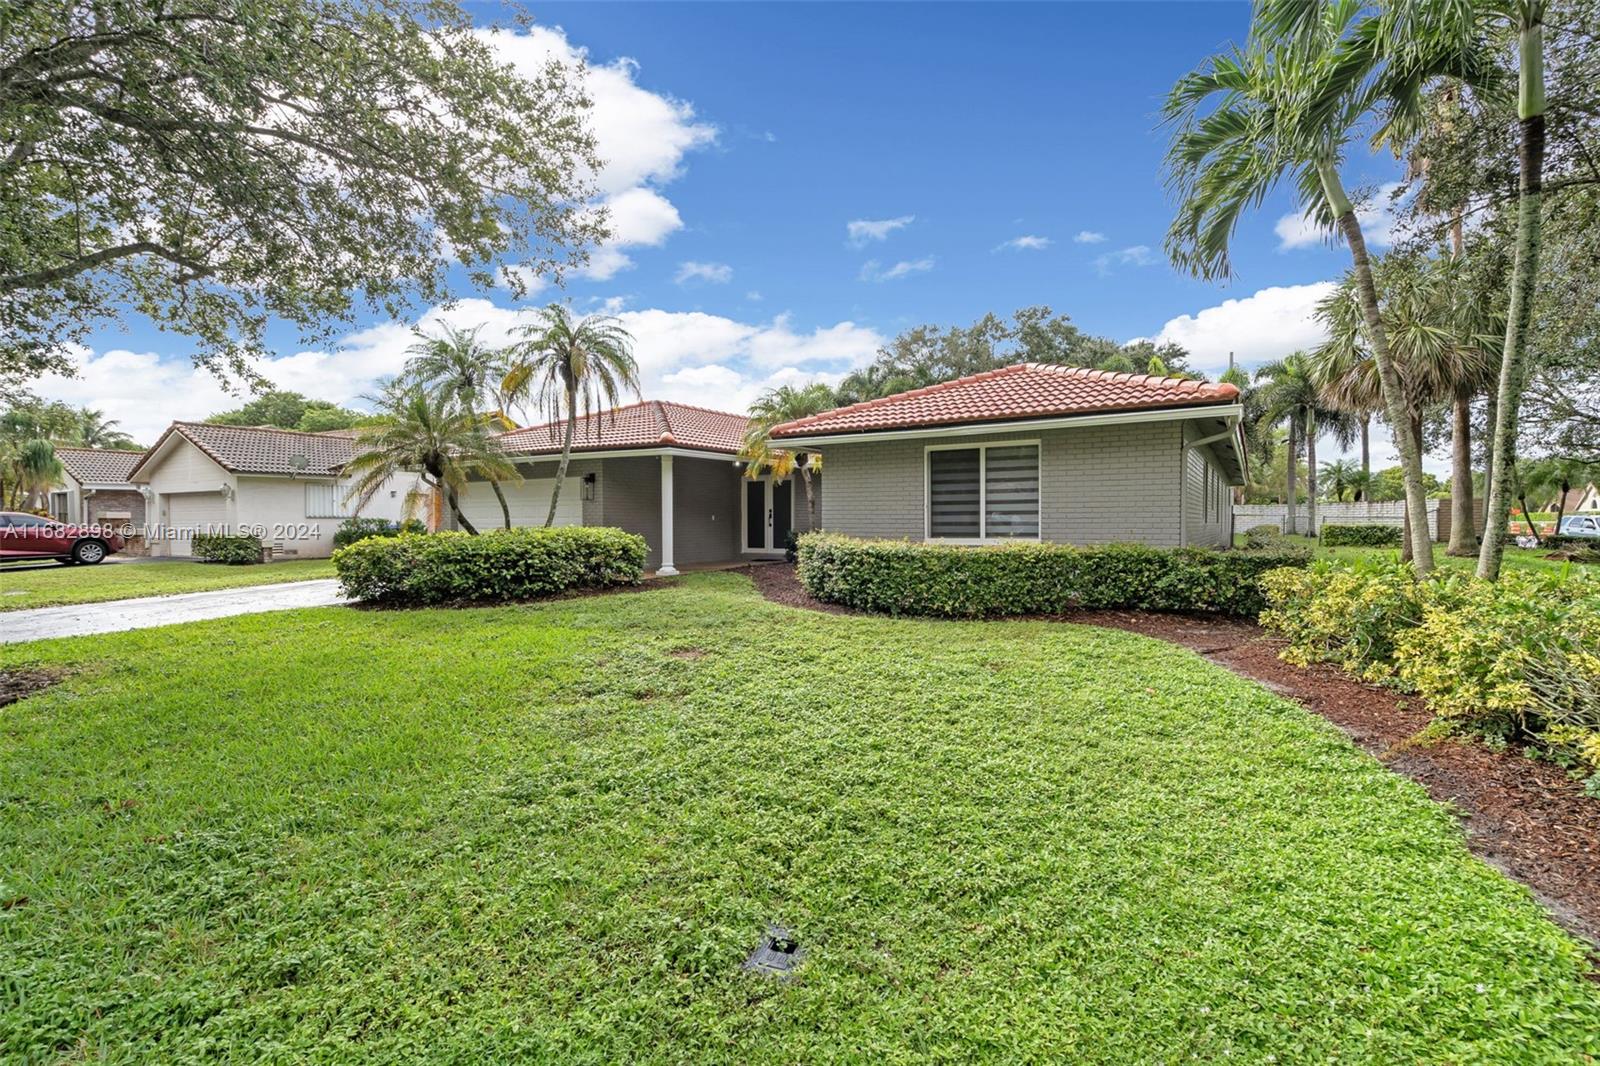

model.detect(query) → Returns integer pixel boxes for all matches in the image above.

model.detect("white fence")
[1235,500,1442,539]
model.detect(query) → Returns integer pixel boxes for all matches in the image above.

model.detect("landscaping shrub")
[333,526,647,606]
[1320,523,1402,548]
[795,533,1309,618]
[1261,560,1600,790]
[191,532,263,565]
[1243,523,1284,549]
[332,516,428,550]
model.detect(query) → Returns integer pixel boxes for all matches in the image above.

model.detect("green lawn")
[3,573,1597,1061]
[0,558,337,611]
[1242,533,1584,577]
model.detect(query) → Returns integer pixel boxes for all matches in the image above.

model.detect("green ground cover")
[2,572,1596,1060]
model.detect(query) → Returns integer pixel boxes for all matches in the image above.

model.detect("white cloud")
[674,260,733,285]
[846,215,914,246]
[1073,230,1107,244]
[37,301,886,439]
[997,235,1051,252]
[860,257,935,282]
[1138,282,1336,376]
[745,290,763,302]
[481,25,715,281]
[1093,244,1157,275]
[1275,182,1404,251]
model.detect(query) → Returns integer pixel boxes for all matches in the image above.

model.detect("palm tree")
[1321,458,1360,502]
[1346,467,1374,503]
[504,304,640,528]
[738,383,838,528]
[1162,6,1475,573]
[1311,252,1500,555]
[344,386,520,535]
[75,408,138,450]
[404,324,519,529]
[1255,353,1351,536]
[15,438,62,511]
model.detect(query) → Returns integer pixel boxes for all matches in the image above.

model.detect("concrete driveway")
[1,579,347,643]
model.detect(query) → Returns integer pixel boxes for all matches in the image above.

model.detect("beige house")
[49,447,147,534]
[127,423,424,559]
[770,363,1246,548]
[451,400,820,574]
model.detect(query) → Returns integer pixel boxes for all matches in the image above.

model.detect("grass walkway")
[2,572,1597,1060]
[0,558,336,611]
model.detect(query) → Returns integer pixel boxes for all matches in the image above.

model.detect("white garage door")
[166,492,228,555]
[458,478,583,531]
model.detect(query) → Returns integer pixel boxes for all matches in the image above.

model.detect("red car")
[0,512,126,565]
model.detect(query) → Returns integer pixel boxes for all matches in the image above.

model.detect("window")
[305,480,354,519]
[927,442,1040,541]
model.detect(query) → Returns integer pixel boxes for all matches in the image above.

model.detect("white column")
[657,454,678,576]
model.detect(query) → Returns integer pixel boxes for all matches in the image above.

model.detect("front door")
[743,478,793,554]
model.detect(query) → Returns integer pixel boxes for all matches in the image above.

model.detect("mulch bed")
[0,668,64,709]
[745,563,1600,947]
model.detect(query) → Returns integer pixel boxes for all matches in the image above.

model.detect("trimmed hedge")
[1320,523,1402,548]
[332,516,428,550]
[796,533,1309,618]
[192,532,263,565]
[1243,523,1284,550]
[333,526,647,606]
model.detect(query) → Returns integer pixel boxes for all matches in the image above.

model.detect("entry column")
[657,455,678,576]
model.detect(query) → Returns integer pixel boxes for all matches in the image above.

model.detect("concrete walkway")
[0,579,347,643]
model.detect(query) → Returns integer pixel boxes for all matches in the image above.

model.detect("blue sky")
[42,1,1412,462]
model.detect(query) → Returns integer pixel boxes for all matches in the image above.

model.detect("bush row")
[192,532,262,565]
[1261,560,1600,791]
[795,533,1309,619]
[1243,523,1285,549]
[1320,524,1402,547]
[333,526,647,606]
[332,516,428,550]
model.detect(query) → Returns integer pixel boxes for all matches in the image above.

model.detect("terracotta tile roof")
[500,400,749,456]
[129,422,359,479]
[54,446,143,484]
[770,362,1240,439]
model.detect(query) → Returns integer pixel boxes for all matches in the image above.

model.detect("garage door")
[458,478,583,531]
[166,492,228,556]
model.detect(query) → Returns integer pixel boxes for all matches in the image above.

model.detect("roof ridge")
[773,363,1034,433]
[175,420,364,441]
[501,398,748,441]
[53,444,143,453]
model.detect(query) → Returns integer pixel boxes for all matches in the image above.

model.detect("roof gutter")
[771,402,1244,448]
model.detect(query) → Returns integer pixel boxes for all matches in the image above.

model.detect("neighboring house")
[49,447,148,541]
[127,423,424,559]
[450,400,820,574]
[768,362,1245,548]
[1548,483,1600,515]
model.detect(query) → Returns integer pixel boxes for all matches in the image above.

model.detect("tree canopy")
[0,0,603,394]
[206,390,367,432]
[834,307,1196,406]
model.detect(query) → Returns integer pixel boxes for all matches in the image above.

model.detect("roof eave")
[770,401,1246,447]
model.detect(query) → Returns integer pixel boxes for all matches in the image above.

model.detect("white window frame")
[924,439,1042,544]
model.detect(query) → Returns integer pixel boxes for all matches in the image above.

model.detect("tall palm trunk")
[545,381,578,527]
[1447,387,1477,555]
[1285,417,1299,535]
[799,456,818,528]
[1479,20,1547,581]
[1305,410,1318,537]
[1319,159,1434,573]
[1359,415,1370,478]
[489,478,513,529]
[1481,393,1497,538]
[428,469,478,535]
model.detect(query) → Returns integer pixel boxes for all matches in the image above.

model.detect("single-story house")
[768,362,1246,548]
[449,400,820,574]
[128,422,425,558]
[49,447,148,544]
[1547,483,1600,515]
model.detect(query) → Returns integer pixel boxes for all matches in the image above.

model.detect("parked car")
[1557,514,1600,540]
[0,512,126,565]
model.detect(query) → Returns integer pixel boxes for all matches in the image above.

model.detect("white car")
[1557,514,1600,539]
